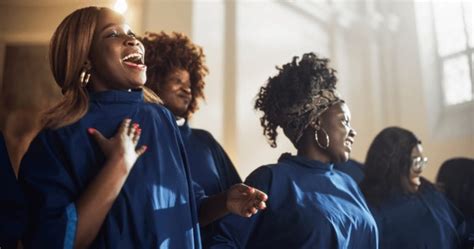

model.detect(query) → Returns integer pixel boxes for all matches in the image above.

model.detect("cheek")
[329,128,346,143]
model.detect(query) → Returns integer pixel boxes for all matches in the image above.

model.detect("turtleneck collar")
[89,89,144,103]
[279,153,334,171]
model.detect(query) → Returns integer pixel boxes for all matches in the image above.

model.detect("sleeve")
[207,166,272,249]
[18,132,78,249]
[208,135,242,190]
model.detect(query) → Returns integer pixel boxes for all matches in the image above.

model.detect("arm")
[198,183,268,226]
[74,119,147,249]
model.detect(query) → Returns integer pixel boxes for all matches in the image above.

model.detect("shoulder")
[245,161,290,187]
[419,177,438,193]
[190,127,216,142]
[243,166,273,196]
[140,102,175,120]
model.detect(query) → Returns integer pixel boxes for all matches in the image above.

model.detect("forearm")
[198,192,229,226]
[74,155,129,249]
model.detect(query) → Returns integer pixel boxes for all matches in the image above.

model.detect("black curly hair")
[254,52,338,148]
[360,127,422,206]
[140,32,208,118]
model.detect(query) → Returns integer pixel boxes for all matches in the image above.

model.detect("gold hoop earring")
[80,69,91,87]
[314,127,330,149]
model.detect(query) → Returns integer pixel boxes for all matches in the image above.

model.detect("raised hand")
[226,183,268,218]
[88,118,147,172]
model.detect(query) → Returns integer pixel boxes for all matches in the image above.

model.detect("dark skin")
[157,68,192,118]
[297,102,356,163]
[88,10,146,92]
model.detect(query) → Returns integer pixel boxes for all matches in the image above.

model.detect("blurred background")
[0,0,472,180]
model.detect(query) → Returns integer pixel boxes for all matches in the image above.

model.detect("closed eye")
[106,30,119,38]
[127,31,136,38]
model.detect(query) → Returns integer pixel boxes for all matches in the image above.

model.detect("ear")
[312,118,322,130]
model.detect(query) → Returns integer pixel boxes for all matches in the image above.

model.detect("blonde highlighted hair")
[43,6,160,129]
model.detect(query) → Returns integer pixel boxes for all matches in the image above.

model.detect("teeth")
[122,53,142,61]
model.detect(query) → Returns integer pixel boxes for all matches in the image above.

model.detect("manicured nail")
[133,123,139,128]
[87,128,95,134]
[143,145,147,151]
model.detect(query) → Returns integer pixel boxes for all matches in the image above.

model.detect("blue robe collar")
[89,89,144,103]
[279,153,334,171]
[178,119,192,138]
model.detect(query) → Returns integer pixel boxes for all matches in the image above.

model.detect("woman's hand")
[226,183,268,217]
[88,118,147,172]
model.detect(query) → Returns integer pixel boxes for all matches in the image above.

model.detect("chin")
[129,80,146,88]
[331,153,349,164]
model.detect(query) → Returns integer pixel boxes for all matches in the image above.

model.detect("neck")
[296,144,330,163]
[296,129,331,163]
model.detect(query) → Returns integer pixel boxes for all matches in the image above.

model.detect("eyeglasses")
[411,156,428,172]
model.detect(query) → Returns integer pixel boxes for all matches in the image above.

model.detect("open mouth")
[344,140,353,151]
[122,52,146,70]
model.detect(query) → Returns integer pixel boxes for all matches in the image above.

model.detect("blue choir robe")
[334,159,365,184]
[369,178,464,249]
[18,90,204,249]
[0,132,27,249]
[178,121,241,247]
[465,216,474,248]
[209,153,379,249]
[178,120,241,196]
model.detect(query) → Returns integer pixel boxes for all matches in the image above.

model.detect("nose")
[125,37,140,47]
[349,127,357,138]
[182,86,191,94]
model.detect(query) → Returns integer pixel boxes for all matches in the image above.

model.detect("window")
[431,0,473,105]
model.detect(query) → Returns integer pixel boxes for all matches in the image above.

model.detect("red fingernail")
[133,123,139,128]
[87,128,95,134]
[143,145,147,151]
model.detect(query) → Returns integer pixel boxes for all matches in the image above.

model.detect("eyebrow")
[100,23,131,33]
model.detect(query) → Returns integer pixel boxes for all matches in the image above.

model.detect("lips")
[121,50,146,71]
[344,139,353,152]
[178,93,191,105]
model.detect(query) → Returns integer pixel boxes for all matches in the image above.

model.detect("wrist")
[106,153,130,175]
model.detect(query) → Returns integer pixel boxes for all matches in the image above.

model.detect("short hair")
[436,157,474,217]
[360,127,421,206]
[141,32,208,118]
[254,52,337,148]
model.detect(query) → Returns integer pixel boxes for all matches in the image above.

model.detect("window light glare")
[113,0,128,14]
